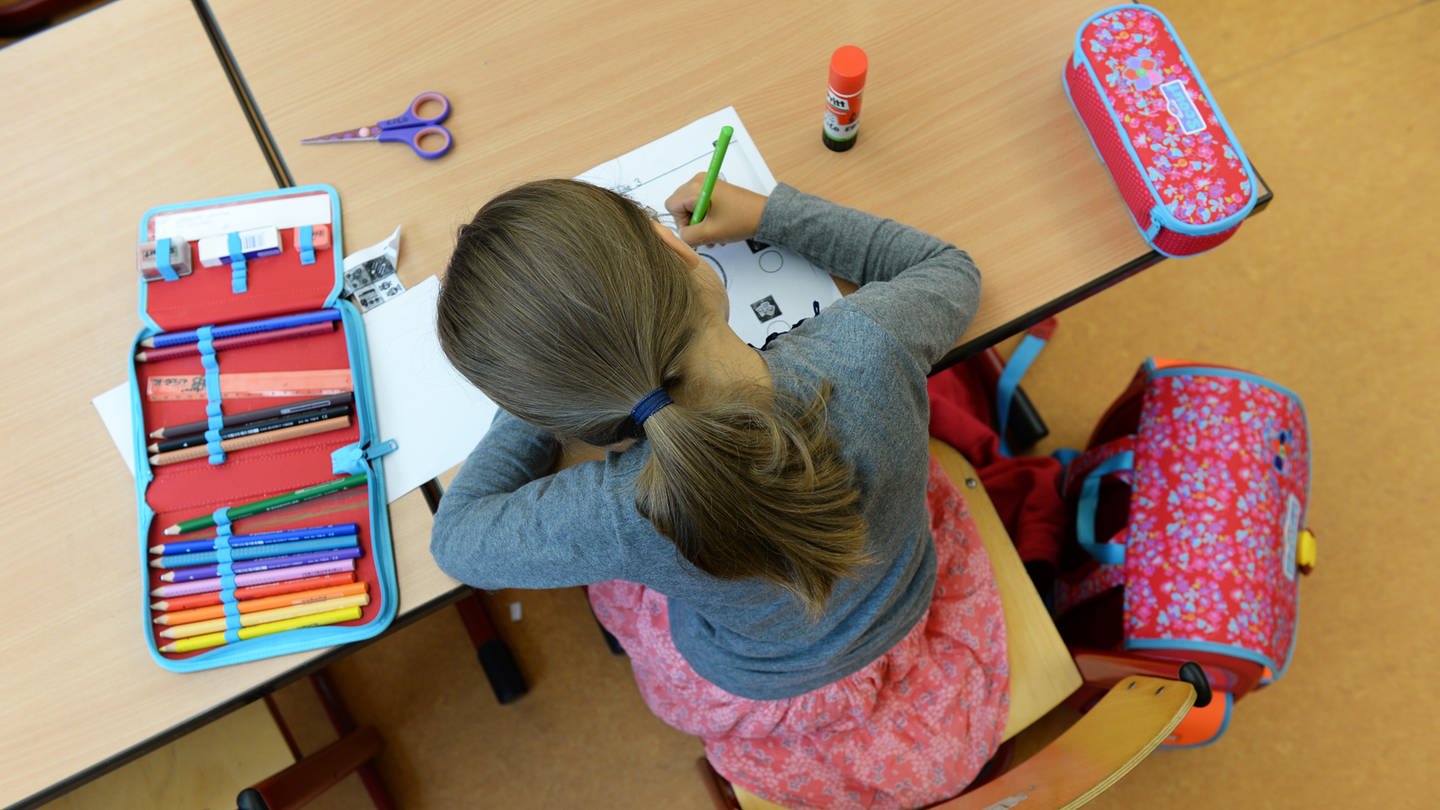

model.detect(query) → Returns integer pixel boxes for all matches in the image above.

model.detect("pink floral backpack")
[1054,358,1316,745]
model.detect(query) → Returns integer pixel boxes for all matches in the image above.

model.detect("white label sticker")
[1281,494,1301,580]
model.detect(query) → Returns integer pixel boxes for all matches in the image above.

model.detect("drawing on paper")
[576,108,840,348]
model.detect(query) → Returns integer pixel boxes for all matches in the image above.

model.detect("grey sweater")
[431,184,981,699]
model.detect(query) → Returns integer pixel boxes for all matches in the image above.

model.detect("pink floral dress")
[588,458,1009,809]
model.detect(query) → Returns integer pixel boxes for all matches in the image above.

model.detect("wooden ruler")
[146,370,353,401]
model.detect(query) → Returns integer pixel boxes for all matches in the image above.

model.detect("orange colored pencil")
[150,571,356,611]
[149,414,350,466]
[153,581,369,626]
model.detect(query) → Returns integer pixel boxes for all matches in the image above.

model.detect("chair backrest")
[930,675,1196,810]
[928,439,1082,740]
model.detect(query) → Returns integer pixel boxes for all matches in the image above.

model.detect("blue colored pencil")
[151,535,359,569]
[142,308,341,349]
[160,547,363,583]
[150,523,359,556]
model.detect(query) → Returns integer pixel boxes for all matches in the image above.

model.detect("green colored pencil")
[162,473,368,535]
[689,125,734,225]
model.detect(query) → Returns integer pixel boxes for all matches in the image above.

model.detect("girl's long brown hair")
[437,179,867,615]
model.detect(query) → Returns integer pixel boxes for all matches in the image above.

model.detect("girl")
[432,176,1007,808]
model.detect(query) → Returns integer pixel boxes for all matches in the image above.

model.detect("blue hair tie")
[630,387,673,428]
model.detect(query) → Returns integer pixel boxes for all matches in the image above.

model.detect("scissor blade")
[300,126,380,144]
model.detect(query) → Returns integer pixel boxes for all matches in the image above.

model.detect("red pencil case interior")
[130,186,397,672]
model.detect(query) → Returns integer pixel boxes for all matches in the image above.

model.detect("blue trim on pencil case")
[1069,4,1257,240]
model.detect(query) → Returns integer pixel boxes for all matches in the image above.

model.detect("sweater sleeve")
[429,409,630,589]
[755,183,982,368]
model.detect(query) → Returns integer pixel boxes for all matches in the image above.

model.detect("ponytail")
[635,381,869,617]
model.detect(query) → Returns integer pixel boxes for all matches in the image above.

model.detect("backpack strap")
[995,318,1057,456]
[1076,449,1134,565]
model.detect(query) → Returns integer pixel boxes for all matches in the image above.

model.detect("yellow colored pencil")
[159,605,362,653]
[159,593,370,640]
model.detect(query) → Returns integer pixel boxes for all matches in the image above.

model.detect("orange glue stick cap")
[829,45,868,96]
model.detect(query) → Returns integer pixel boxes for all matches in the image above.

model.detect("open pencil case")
[130,185,397,672]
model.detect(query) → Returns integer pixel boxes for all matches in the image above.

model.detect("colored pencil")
[142,308,341,349]
[152,534,358,569]
[159,593,371,639]
[148,415,350,466]
[161,546,362,582]
[135,321,335,363]
[151,523,359,556]
[150,571,357,611]
[151,559,357,597]
[154,582,369,625]
[689,125,734,225]
[150,393,355,440]
[150,404,351,453]
[159,605,363,653]
[162,472,367,535]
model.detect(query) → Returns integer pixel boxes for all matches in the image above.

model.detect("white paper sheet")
[361,276,497,498]
[93,276,497,502]
[576,107,840,348]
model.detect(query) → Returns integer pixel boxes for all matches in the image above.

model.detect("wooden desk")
[0,3,421,806]
[207,0,1269,363]
[203,0,1270,627]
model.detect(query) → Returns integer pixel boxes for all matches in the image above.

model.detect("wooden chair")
[42,671,393,810]
[699,440,1196,810]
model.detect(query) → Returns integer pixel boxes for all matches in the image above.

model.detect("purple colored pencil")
[161,547,362,582]
[150,559,357,597]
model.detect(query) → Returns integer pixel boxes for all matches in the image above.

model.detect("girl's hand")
[665,174,767,247]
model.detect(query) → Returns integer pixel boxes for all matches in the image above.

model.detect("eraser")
[295,224,332,252]
[198,227,283,268]
[138,240,194,282]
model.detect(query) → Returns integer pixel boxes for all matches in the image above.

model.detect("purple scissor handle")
[301,91,454,160]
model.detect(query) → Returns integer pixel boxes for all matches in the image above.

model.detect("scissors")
[301,91,454,160]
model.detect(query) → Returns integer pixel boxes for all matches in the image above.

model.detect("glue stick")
[823,45,868,152]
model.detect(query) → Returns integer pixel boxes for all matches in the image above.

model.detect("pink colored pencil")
[150,559,357,598]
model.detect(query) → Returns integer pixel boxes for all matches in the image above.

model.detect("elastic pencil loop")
[227,232,248,294]
[210,511,239,636]
[155,237,181,282]
[197,327,227,465]
[298,225,316,265]
[212,520,242,627]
